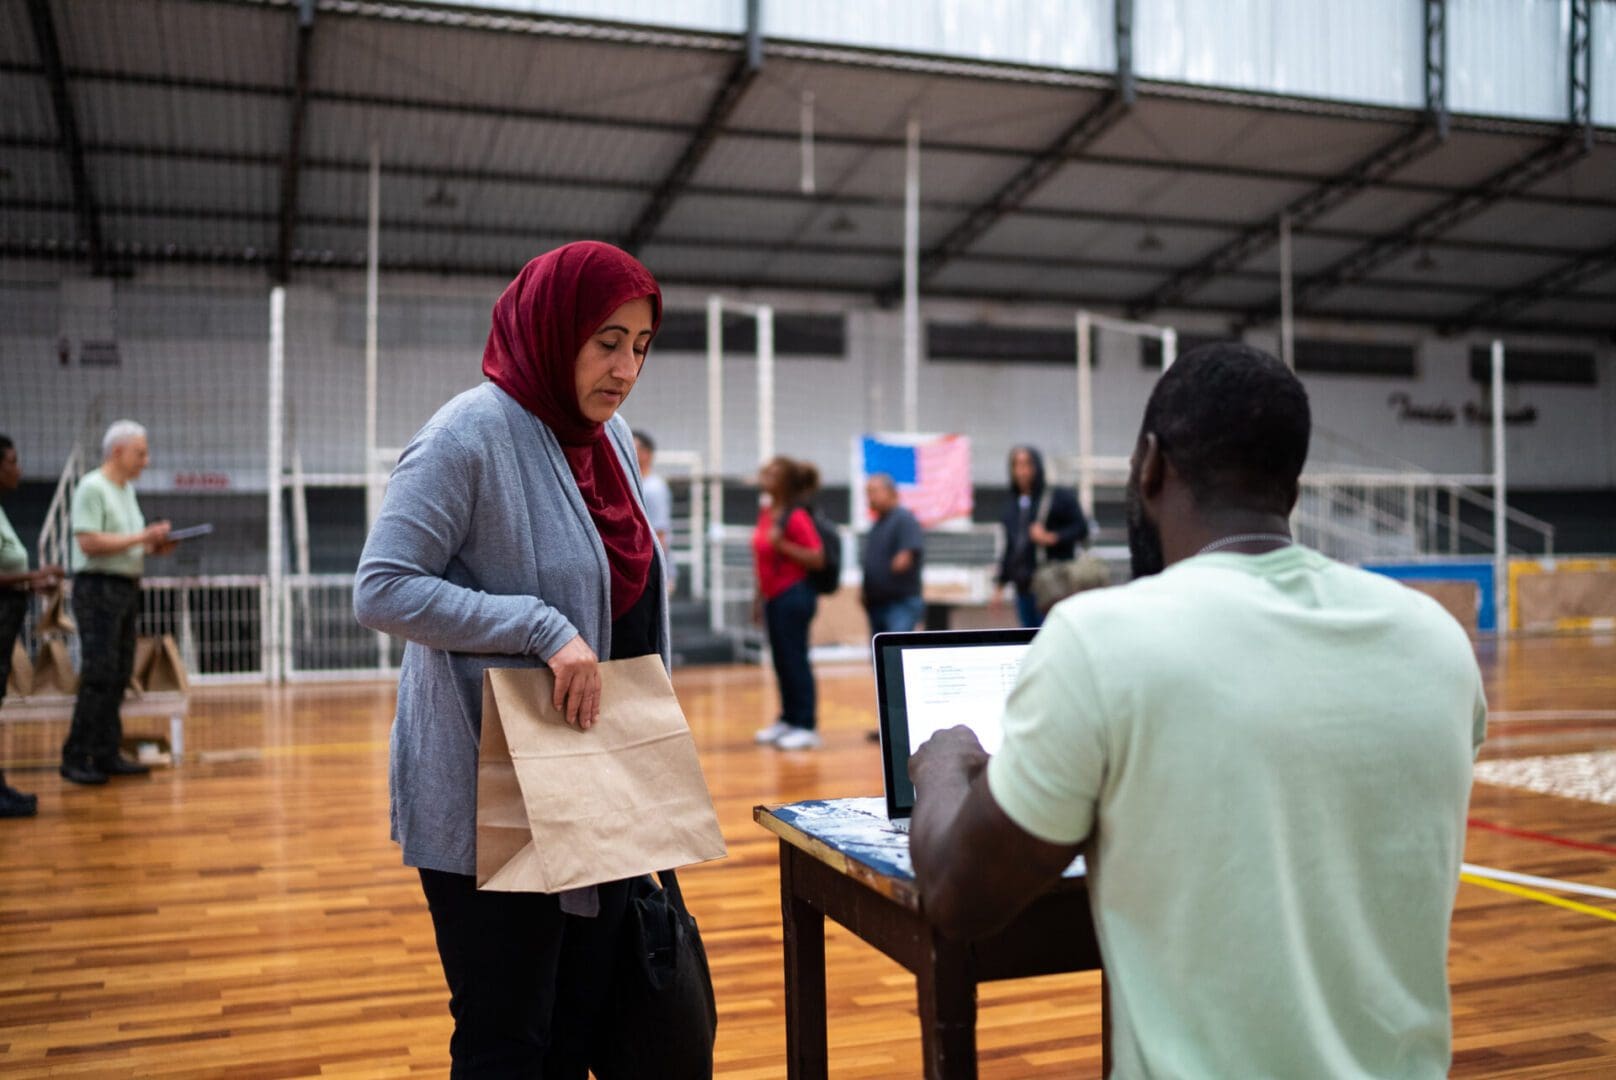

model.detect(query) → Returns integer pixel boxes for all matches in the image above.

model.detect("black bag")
[594,869,717,1080]
[801,506,842,595]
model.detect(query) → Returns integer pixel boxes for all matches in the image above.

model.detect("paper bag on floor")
[36,585,75,635]
[31,637,77,694]
[6,639,32,698]
[476,653,727,893]
[138,634,189,694]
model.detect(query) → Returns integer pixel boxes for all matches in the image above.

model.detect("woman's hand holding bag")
[547,635,602,730]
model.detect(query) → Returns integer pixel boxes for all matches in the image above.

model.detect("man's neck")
[102,463,129,487]
[1165,509,1292,566]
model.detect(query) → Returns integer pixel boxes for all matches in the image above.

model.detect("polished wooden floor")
[3,633,1615,1078]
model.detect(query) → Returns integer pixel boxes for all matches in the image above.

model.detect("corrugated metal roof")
[302,103,691,185]
[71,82,286,155]
[92,157,279,214]
[314,11,733,126]
[1089,98,1408,176]
[0,73,59,139]
[1024,160,1309,220]
[1,0,1608,336]
[1,147,71,205]
[52,0,293,85]
[1305,187,1448,234]
[106,212,275,254]
[1448,202,1616,253]
[0,2,38,65]
[728,59,1101,149]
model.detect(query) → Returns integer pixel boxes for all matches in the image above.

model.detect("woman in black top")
[996,445,1088,628]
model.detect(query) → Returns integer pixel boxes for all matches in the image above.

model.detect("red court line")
[1468,818,1616,858]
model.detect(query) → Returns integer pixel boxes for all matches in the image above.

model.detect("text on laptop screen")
[899,642,1031,755]
[875,630,1037,818]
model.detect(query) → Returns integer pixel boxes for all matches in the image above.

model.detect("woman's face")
[758,461,782,500]
[1010,449,1037,493]
[574,297,655,424]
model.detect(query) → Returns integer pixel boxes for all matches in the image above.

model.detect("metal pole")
[1076,310,1095,518]
[706,295,724,634]
[1491,340,1507,631]
[365,139,380,526]
[757,306,775,464]
[799,90,815,196]
[266,286,285,684]
[902,116,920,433]
[366,139,386,671]
[1279,212,1295,369]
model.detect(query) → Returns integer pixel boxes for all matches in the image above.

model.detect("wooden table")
[755,798,1105,1079]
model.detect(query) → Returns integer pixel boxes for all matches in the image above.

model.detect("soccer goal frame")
[1072,310,1177,517]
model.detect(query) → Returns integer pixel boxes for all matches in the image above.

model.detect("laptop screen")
[874,628,1038,819]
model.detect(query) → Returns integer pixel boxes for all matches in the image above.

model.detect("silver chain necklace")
[1195,532,1294,557]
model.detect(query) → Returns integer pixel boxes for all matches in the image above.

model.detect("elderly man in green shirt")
[59,421,174,786]
[910,344,1485,1078]
[1,434,67,816]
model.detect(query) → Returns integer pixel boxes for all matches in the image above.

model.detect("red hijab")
[482,242,662,620]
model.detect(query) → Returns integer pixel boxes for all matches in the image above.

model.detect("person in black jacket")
[996,445,1087,628]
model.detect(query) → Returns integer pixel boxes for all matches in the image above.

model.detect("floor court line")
[1488,710,1616,723]
[1461,863,1616,902]
[1459,873,1616,925]
[1467,817,1616,858]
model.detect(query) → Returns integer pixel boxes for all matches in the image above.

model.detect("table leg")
[780,841,828,1080]
[917,932,977,1079]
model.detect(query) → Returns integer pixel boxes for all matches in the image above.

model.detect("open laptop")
[873,627,1039,829]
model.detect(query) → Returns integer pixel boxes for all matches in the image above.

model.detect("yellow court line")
[1460,872,1616,925]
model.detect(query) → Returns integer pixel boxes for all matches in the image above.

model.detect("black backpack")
[787,504,842,594]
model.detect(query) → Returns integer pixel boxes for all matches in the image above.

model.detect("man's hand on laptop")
[909,725,988,789]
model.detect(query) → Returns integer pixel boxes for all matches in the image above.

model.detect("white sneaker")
[774,727,822,751]
[754,721,793,745]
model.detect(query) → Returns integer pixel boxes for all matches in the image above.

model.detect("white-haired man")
[61,421,173,785]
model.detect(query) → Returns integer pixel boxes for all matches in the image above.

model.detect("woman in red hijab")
[355,242,679,1076]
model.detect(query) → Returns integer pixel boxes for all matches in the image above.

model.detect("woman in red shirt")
[752,456,824,750]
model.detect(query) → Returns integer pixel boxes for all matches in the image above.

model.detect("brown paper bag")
[138,634,189,694]
[31,637,78,695]
[36,585,75,635]
[5,639,32,698]
[127,636,158,696]
[476,653,727,893]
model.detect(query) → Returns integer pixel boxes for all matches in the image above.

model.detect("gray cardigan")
[353,383,670,877]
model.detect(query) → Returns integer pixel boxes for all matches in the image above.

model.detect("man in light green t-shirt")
[1,434,66,817]
[60,421,174,786]
[910,344,1485,1079]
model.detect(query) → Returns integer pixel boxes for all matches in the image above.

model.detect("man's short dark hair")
[632,430,655,452]
[1139,342,1310,515]
[0,434,13,457]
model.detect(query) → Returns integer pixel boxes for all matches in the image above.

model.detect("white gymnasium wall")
[2,267,1612,494]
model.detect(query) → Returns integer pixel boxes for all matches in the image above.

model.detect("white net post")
[1075,310,1095,518]
[706,295,725,634]
[1492,339,1507,630]
[757,305,775,464]
[266,287,285,684]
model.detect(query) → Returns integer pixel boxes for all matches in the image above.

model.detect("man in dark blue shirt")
[861,474,926,636]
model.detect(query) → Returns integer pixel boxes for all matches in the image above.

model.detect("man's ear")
[1137,433,1165,499]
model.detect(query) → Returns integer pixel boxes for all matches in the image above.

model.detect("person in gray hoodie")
[354,241,670,1078]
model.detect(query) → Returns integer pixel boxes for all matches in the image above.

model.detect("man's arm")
[909,726,1083,941]
[77,523,169,557]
